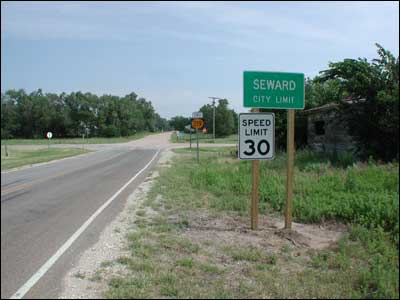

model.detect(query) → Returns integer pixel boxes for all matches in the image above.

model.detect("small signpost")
[243,71,305,230]
[46,131,52,149]
[185,125,192,148]
[191,114,204,163]
[82,127,89,149]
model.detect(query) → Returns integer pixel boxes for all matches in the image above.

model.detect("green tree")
[1,92,19,139]
[199,104,213,133]
[154,113,170,131]
[318,43,399,161]
[1,89,159,139]
[213,99,236,137]
[169,116,190,131]
[305,77,344,109]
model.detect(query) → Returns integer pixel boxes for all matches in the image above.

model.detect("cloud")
[2,1,398,56]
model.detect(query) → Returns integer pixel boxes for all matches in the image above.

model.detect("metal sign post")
[46,132,52,150]
[196,128,199,163]
[191,117,204,163]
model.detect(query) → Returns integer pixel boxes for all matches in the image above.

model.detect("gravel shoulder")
[58,149,175,299]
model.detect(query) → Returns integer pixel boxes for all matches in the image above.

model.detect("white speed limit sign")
[239,113,275,160]
[46,132,53,139]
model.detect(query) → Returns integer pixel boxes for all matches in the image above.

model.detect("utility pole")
[208,97,222,143]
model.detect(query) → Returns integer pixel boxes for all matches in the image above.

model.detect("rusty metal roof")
[302,102,339,114]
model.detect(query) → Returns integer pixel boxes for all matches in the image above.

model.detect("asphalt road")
[0,133,174,299]
[1,132,236,299]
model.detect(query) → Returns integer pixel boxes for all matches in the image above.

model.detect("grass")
[1,147,91,170]
[165,147,399,240]
[0,131,155,145]
[222,245,277,264]
[170,131,237,144]
[103,147,399,299]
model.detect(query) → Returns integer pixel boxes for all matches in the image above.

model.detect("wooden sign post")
[285,110,295,229]
[251,108,260,230]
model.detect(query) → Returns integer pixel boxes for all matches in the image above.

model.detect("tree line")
[1,90,170,139]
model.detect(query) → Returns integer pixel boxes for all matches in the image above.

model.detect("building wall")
[307,108,356,154]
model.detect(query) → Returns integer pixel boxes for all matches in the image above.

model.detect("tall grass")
[167,148,399,241]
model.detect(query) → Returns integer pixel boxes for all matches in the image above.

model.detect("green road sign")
[244,71,305,109]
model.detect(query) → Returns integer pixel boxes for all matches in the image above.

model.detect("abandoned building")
[302,102,357,154]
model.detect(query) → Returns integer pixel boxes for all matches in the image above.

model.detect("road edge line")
[9,149,160,299]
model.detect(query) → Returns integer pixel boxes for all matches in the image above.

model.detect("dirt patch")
[180,210,345,252]
[271,219,346,250]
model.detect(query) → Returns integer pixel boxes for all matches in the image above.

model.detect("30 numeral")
[243,139,270,156]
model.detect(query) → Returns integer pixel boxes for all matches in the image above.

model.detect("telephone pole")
[208,97,222,143]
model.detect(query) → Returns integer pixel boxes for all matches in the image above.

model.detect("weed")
[175,257,195,269]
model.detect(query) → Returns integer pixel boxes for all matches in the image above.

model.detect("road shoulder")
[58,149,175,299]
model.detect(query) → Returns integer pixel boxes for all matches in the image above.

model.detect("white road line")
[10,149,160,299]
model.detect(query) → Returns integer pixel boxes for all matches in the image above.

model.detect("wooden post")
[251,108,260,230]
[285,109,295,230]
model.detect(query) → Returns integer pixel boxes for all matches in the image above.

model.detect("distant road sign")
[46,132,53,139]
[244,71,304,109]
[192,112,203,118]
[191,118,204,129]
[239,113,275,160]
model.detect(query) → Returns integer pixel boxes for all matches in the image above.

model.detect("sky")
[1,1,399,119]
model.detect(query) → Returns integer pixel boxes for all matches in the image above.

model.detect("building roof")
[302,102,338,114]
[302,97,366,115]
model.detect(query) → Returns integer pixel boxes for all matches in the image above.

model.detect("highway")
[1,133,171,299]
[1,132,236,299]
